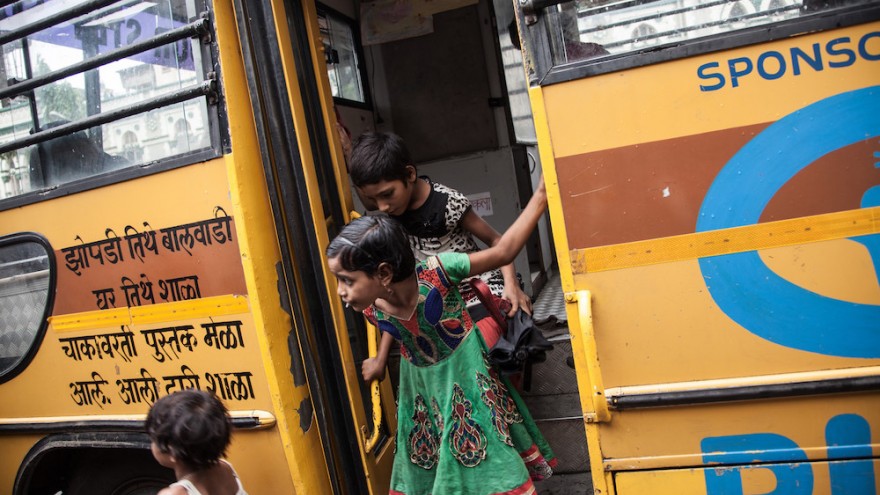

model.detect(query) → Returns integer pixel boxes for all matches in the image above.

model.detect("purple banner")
[1,1,195,71]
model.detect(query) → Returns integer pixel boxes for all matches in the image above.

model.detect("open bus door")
[0,0,393,493]
[517,1,880,494]
[231,1,396,493]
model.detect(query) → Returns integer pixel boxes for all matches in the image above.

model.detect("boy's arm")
[362,331,393,381]
[468,176,547,278]
[461,211,532,315]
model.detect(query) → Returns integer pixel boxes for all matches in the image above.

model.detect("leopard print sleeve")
[433,182,472,233]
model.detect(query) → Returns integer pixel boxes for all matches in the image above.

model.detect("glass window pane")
[0,238,51,379]
[494,1,537,144]
[0,0,215,201]
[319,8,367,104]
[545,0,872,66]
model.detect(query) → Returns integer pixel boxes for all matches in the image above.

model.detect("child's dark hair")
[349,131,412,187]
[145,389,231,470]
[326,215,415,282]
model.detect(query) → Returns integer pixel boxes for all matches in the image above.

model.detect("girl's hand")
[503,283,532,316]
[362,357,386,381]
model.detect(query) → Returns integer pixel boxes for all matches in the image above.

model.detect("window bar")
[0,0,121,45]
[578,0,732,36]
[600,4,802,49]
[17,31,40,135]
[0,15,211,100]
[577,0,677,18]
[0,78,216,155]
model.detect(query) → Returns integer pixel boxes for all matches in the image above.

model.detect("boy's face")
[328,256,383,312]
[357,167,417,216]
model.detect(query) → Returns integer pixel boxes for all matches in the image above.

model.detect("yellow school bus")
[1,0,878,494]
[0,0,396,493]
[516,0,880,493]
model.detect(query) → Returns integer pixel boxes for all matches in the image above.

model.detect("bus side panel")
[538,19,880,492]
[0,160,297,493]
[615,459,880,495]
[599,393,880,470]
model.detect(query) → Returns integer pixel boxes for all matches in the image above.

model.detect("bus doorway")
[318,0,590,492]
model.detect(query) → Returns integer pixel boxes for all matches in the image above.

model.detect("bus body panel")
[536,18,880,495]
[599,393,880,469]
[0,157,304,492]
[615,459,880,495]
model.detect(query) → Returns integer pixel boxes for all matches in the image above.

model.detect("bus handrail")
[0,410,277,433]
[574,290,611,422]
[361,319,384,453]
[348,211,383,453]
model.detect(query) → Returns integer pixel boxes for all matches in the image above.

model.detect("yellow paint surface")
[541,22,880,157]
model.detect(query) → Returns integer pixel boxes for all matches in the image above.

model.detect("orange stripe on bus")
[50,294,250,332]
[570,207,880,273]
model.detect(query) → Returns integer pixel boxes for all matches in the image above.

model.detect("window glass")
[318,7,367,104]
[0,0,215,201]
[494,0,538,144]
[0,237,51,380]
[546,0,868,66]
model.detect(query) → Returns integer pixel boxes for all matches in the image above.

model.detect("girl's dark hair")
[349,132,413,187]
[145,390,231,470]
[326,215,415,282]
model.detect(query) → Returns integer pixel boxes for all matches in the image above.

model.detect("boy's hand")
[503,284,532,316]
[362,357,386,381]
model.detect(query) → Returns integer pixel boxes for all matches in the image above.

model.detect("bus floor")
[526,268,593,494]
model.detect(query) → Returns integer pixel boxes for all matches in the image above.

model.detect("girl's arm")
[468,176,547,278]
[362,331,394,381]
[461,210,532,315]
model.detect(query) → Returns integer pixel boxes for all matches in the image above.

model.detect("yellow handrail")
[576,290,611,422]
[361,319,383,452]
[348,210,383,452]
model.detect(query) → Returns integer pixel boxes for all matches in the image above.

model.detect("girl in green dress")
[327,178,554,495]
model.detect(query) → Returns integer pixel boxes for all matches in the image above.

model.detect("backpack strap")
[469,278,506,328]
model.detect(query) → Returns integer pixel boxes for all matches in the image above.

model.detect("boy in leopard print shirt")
[348,132,532,379]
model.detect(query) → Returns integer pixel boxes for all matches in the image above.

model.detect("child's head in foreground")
[146,389,231,470]
[326,216,415,311]
[348,131,413,188]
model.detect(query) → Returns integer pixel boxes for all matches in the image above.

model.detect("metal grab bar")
[361,320,383,453]
[348,211,384,452]
[573,290,611,422]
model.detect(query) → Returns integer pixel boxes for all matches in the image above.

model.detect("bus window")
[523,0,876,81]
[0,234,52,382]
[317,5,369,107]
[493,0,538,144]
[0,0,218,204]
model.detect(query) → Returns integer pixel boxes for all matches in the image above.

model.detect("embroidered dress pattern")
[448,383,487,467]
[431,397,444,432]
[476,371,513,446]
[366,253,555,495]
[408,394,439,469]
[521,445,554,481]
[483,355,523,424]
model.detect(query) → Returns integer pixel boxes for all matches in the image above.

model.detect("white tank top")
[168,460,248,495]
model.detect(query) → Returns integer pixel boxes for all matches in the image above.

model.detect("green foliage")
[33,57,86,124]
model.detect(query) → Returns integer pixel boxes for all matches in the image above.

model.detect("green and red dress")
[364,253,556,495]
